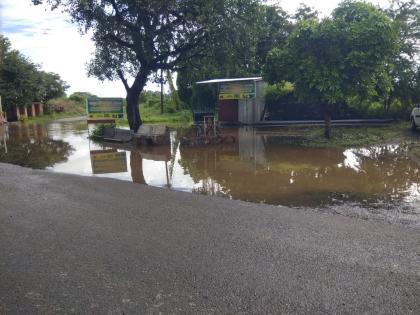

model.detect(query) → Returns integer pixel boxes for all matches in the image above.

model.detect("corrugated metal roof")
[196,77,263,84]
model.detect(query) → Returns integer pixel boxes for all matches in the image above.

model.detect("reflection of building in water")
[238,127,266,166]
[9,123,48,141]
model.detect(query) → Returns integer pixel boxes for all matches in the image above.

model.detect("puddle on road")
[1,121,419,226]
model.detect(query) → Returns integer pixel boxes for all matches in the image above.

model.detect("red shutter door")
[218,100,238,123]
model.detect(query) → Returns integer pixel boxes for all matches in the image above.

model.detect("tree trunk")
[324,111,332,139]
[126,89,142,132]
[125,72,149,133]
[130,151,146,184]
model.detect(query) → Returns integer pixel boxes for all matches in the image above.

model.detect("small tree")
[33,0,259,132]
[264,1,398,138]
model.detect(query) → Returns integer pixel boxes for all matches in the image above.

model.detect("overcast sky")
[1,0,391,97]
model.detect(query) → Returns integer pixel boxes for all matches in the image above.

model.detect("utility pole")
[0,95,4,124]
[160,69,164,115]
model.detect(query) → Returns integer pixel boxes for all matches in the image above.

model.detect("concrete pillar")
[23,106,28,118]
[27,104,33,117]
[30,103,36,117]
[16,106,20,120]
[39,103,44,116]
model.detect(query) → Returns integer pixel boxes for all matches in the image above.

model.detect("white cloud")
[1,0,164,97]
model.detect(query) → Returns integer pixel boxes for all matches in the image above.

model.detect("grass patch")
[300,122,409,148]
[115,106,192,128]
[141,106,192,125]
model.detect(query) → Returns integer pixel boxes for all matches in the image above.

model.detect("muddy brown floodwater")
[1,121,419,227]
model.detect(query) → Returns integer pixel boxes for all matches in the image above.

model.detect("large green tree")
[0,35,68,111]
[385,0,420,115]
[0,36,40,109]
[264,1,399,137]
[33,0,260,132]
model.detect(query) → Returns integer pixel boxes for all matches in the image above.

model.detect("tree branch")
[103,33,134,49]
[106,0,137,32]
[117,70,130,92]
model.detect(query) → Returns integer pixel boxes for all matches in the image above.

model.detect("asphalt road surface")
[0,163,419,314]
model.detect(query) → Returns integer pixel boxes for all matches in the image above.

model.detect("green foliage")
[293,4,319,22]
[256,6,293,66]
[384,0,420,117]
[40,71,69,102]
[139,104,192,125]
[189,84,218,113]
[265,1,399,110]
[68,92,97,104]
[122,90,193,126]
[265,82,294,105]
[46,97,85,115]
[91,124,116,138]
[0,35,68,112]
[177,3,292,108]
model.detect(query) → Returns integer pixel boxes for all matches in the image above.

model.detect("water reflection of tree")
[130,151,146,184]
[0,138,74,169]
[178,145,237,198]
[179,141,420,207]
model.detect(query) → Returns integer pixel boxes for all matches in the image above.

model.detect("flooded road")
[1,121,419,226]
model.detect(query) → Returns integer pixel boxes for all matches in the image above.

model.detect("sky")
[1,0,391,98]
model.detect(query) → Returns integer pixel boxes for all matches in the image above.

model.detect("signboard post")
[86,98,124,124]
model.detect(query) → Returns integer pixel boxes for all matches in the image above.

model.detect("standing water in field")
[0,121,419,226]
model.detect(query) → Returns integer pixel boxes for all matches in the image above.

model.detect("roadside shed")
[196,77,266,125]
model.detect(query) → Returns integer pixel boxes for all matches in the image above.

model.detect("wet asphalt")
[0,162,419,314]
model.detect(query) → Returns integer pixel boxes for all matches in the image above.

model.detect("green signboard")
[87,98,124,119]
[219,81,256,100]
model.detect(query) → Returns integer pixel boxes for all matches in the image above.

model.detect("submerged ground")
[0,162,419,313]
[1,120,420,227]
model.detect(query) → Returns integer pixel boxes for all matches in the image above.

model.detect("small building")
[196,77,266,125]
